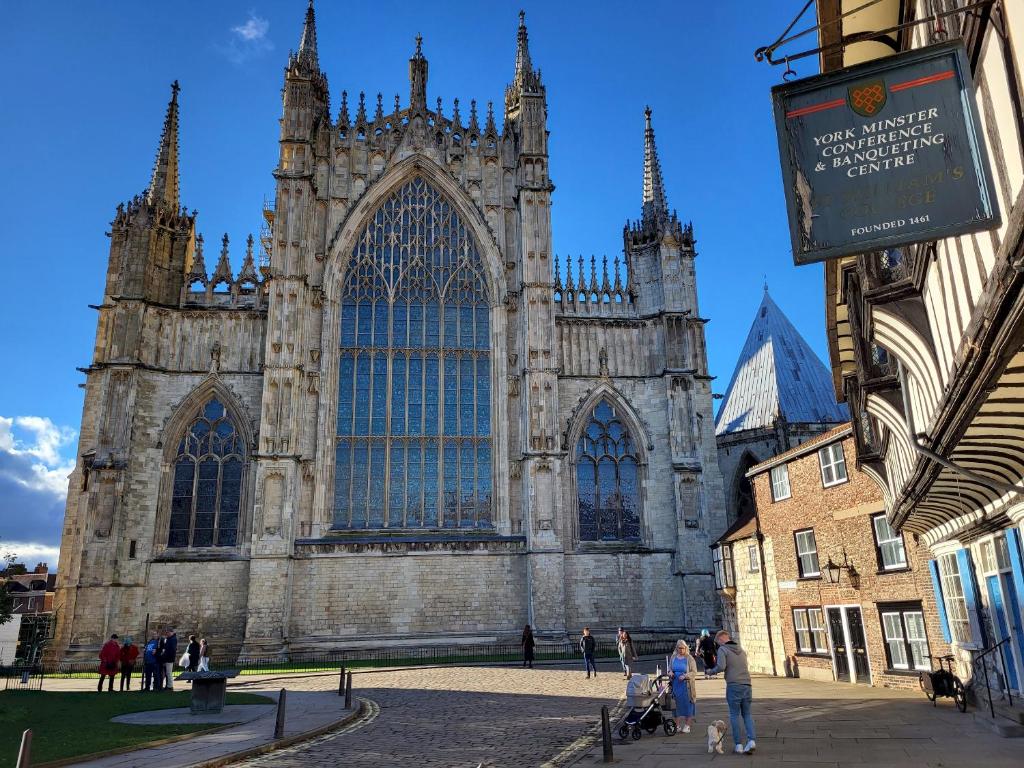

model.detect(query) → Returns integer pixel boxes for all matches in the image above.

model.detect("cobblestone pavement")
[228,665,1024,768]
[230,660,635,768]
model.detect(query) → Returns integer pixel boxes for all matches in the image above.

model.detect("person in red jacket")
[98,634,120,692]
[119,637,140,691]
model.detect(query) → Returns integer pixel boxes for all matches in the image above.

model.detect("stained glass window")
[576,399,641,541]
[168,397,245,548]
[335,177,493,529]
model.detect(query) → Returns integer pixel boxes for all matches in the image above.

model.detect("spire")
[297,0,319,70]
[506,10,543,114]
[514,11,533,81]
[146,80,181,210]
[211,233,233,289]
[641,106,668,226]
[409,34,428,112]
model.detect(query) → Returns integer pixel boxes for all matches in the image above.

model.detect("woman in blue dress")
[670,638,697,733]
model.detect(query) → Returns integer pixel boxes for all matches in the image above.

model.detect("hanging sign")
[772,41,1000,265]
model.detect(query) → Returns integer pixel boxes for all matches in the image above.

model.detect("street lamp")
[823,549,859,589]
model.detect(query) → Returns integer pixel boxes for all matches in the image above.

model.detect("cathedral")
[53,5,727,660]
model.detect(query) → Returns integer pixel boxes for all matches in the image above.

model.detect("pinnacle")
[641,106,668,225]
[146,80,182,211]
[297,0,319,70]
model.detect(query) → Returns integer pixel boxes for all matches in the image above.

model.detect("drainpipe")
[754,509,779,677]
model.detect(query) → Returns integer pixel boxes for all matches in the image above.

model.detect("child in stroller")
[618,673,677,740]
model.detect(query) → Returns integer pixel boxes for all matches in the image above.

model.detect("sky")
[0,0,827,567]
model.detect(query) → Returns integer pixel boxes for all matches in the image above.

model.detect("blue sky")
[0,1,826,565]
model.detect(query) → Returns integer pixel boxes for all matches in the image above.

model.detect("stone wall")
[286,550,528,646]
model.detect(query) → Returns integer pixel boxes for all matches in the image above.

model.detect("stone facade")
[716,426,950,690]
[52,7,727,660]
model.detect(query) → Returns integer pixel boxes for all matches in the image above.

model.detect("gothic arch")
[565,386,650,545]
[564,383,653,457]
[314,156,510,534]
[323,154,507,303]
[153,377,257,555]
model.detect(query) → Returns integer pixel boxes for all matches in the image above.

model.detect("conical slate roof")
[715,289,848,435]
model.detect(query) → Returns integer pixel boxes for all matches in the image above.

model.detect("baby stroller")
[618,673,677,740]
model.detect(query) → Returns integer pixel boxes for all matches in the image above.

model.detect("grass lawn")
[0,690,272,767]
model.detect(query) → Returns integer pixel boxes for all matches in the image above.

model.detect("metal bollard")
[17,729,32,768]
[601,705,613,763]
[344,670,353,709]
[274,688,287,739]
[338,664,346,697]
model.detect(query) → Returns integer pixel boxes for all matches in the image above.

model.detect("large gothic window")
[576,399,641,541]
[335,177,492,529]
[168,398,244,548]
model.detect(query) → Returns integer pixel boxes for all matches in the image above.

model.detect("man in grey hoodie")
[707,630,756,755]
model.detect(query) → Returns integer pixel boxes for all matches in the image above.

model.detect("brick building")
[713,424,950,689]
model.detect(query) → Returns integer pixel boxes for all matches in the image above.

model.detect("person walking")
[154,632,167,691]
[669,638,697,733]
[142,635,159,691]
[620,630,638,678]
[707,630,756,755]
[198,638,211,672]
[697,629,717,678]
[98,634,120,692]
[521,625,535,669]
[616,628,628,678]
[185,635,201,673]
[119,637,140,691]
[579,627,598,678]
[160,629,178,691]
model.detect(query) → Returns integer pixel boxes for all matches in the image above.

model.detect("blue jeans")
[725,683,755,746]
[583,654,597,675]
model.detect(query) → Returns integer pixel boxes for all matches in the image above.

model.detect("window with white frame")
[937,553,973,644]
[713,545,735,590]
[809,607,828,651]
[879,603,931,670]
[770,464,791,501]
[872,513,907,571]
[794,528,820,577]
[792,607,828,654]
[748,544,759,572]
[818,443,848,487]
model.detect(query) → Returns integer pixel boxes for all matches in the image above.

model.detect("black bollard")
[601,705,613,763]
[344,670,353,709]
[17,729,32,768]
[338,664,346,696]
[274,688,287,739]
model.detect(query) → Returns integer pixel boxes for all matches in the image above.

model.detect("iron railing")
[34,637,682,679]
[974,637,1014,719]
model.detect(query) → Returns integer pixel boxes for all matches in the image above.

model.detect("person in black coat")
[160,629,179,691]
[697,629,718,678]
[185,635,201,673]
[521,624,536,669]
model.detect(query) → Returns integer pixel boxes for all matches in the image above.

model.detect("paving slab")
[111,705,275,725]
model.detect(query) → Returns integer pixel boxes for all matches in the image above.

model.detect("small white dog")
[706,720,727,754]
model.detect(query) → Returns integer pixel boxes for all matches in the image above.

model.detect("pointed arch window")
[168,398,245,548]
[576,399,641,541]
[335,177,493,530]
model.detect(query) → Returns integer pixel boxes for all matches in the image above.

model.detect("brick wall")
[747,431,950,689]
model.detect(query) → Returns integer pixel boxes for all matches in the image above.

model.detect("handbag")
[179,652,191,668]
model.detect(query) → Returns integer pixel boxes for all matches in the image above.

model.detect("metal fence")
[37,636,684,679]
[1,665,45,691]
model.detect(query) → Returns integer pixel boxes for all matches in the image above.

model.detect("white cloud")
[0,416,76,496]
[0,416,76,568]
[232,15,269,42]
[221,13,274,64]
[2,542,60,568]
